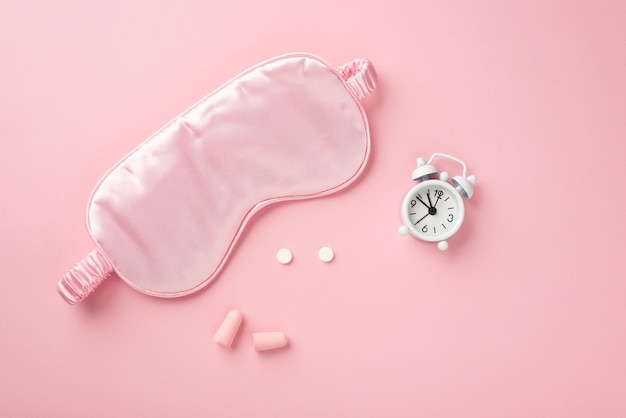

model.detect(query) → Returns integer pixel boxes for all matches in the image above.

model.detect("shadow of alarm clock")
[399,153,476,251]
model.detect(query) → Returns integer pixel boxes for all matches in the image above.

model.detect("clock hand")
[427,191,434,208]
[416,196,430,210]
[434,194,441,208]
[414,213,429,225]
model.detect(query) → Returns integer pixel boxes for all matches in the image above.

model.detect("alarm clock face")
[401,180,465,242]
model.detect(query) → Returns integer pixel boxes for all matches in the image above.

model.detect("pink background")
[1,0,625,416]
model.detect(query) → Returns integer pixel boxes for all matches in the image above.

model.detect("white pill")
[276,248,293,264]
[318,246,334,262]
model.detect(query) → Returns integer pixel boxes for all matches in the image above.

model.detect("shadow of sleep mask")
[57,53,377,304]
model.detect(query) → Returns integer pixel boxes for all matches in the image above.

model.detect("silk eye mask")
[57,53,377,304]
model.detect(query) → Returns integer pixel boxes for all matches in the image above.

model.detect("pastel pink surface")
[1,1,626,418]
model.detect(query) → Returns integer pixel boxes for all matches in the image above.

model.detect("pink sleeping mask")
[57,53,377,304]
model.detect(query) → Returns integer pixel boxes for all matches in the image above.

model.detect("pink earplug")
[214,309,243,348]
[253,331,289,351]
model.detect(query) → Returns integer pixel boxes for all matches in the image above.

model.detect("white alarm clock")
[399,153,476,251]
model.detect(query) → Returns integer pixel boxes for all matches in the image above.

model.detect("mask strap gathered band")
[337,58,377,101]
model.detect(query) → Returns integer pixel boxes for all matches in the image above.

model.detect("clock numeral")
[410,199,417,208]
[434,190,443,198]
[447,214,454,222]
[421,225,428,233]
